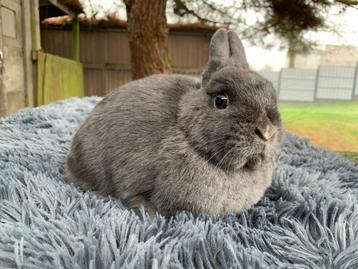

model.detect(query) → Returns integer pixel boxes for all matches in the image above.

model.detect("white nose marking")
[256,123,275,141]
[262,125,271,140]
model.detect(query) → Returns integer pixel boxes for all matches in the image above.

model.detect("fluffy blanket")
[0,97,357,269]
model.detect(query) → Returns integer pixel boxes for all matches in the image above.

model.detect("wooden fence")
[41,26,213,96]
[41,25,358,102]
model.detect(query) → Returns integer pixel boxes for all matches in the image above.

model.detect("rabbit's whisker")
[216,147,234,171]
[201,138,227,146]
[197,147,226,173]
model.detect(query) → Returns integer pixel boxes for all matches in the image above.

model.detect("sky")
[244,7,358,70]
[79,0,358,70]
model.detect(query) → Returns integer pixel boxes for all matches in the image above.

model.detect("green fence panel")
[37,51,84,106]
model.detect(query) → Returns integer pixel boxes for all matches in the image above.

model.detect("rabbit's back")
[65,74,199,199]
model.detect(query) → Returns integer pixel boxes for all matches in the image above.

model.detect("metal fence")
[259,64,358,102]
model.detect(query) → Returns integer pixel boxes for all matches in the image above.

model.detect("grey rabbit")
[65,28,282,217]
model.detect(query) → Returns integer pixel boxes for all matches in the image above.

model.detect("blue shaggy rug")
[0,98,357,269]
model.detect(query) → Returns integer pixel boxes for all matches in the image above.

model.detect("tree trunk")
[287,40,296,68]
[125,0,170,80]
[288,49,296,68]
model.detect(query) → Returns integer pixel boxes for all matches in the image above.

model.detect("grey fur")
[65,29,282,217]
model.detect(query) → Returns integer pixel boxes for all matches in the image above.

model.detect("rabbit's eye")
[214,94,229,109]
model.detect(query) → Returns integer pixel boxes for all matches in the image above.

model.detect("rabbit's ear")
[228,31,249,69]
[208,28,230,66]
[202,29,249,86]
[202,28,230,85]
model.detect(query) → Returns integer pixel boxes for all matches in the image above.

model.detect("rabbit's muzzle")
[255,117,277,142]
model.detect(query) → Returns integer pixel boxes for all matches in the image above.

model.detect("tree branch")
[173,0,222,24]
[335,0,358,5]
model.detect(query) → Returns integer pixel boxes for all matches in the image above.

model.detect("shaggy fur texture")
[0,97,357,269]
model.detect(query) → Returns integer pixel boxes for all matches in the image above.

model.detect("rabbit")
[65,28,282,218]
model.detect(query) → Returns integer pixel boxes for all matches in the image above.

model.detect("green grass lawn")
[278,101,358,163]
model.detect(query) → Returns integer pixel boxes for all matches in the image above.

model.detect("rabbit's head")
[179,29,282,172]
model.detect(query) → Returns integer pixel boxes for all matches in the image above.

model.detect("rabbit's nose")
[255,121,275,141]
